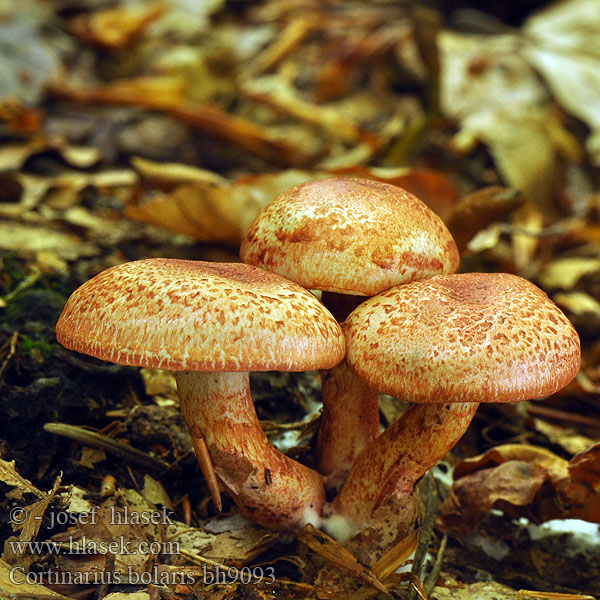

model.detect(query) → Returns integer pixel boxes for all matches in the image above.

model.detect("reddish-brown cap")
[240,177,460,296]
[56,259,345,372]
[344,273,581,402]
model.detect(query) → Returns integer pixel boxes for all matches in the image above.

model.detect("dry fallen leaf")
[537,257,600,290]
[0,558,69,599]
[48,77,304,167]
[521,0,600,165]
[0,457,44,500]
[50,489,170,579]
[3,475,62,565]
[126,166,459,244]
[69,3,166,49]
[0,0,65,104]
[530,417,596,456]
[169,513,278,567]
[438,443,600,535]
[131,155,227,187]
[298,524,387,593]
[438,10,587,214]
[445,186,525,253]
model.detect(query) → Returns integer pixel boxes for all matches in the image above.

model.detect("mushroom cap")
[240,177,459,296]
[344,272,581,402]
[56,259,345,372]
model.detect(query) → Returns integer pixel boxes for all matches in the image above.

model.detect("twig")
[298,523,388,593]
[0,267,41,306]
[424,533,447,594]
[0,331,19,386]
[527,404,600,429]
[409,472,435,600]
[178,548,226,569]
[97,552,115,600]
[43,422,170,472]
[517,591,596,599]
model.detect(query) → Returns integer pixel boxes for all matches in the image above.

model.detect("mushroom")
[56,258,345,531]
[330,272,581,562]
[241,177,459,488]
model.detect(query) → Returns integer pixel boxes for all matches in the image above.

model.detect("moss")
[19,334,55,361]
[4,288,67,328]
[1,255,30,285]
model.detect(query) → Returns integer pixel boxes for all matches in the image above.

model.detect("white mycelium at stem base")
[176,370,327,530]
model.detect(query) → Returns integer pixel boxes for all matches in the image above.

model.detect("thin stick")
[527,404,600,428]
[43,422,170,472]
[425,533,447,594]
[409,472,435,600]
[0,331,19,385]
[0,267,41,305]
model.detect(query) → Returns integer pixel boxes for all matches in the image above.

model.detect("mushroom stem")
[317,291,379,489]
[317,361,379,491]
[175,371,326,531]
[332,402,479,533]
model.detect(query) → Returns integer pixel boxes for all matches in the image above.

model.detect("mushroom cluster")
[241,177,460,489]
[240,177,581,562]
[56,178,582,567]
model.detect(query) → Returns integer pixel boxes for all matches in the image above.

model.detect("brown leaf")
[126,181,241,244]
[438,444,600,535]
[170,514,278,567]
[51,490,167,579]
[126,170,318,243]
[126,167,459,245]
[445,186,525,253]
[438,460,549,535]
[566,442,600,522]
[131,156,227,188]
[3,476,62,564]
[69,3,166,49]
[569,442,600,488]
[0,99,43,132]
[0,457,44,500]
[329,166,460,219]
[0,558,69,599]
[538,257,600,290]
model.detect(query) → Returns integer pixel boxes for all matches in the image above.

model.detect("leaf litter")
[1,0,600,598]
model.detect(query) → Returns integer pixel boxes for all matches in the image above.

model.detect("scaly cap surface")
[57,259,345,371]
[240,177,459,296]
[345,272,581,402]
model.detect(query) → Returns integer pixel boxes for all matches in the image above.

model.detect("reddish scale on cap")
[345,272,581,403]
[57,258,345,373]
[241,177,459,296]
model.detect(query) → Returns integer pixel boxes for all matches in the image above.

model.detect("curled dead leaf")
[438,444,600,535]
